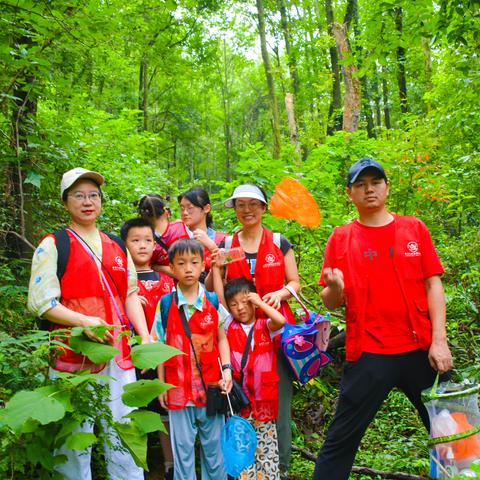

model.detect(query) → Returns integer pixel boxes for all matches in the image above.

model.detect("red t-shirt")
[319,218,444,354]
[137,270,174,331]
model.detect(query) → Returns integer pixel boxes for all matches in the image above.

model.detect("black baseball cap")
[347,157,387,187]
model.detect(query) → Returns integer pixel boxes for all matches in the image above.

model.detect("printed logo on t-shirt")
[162,282,172,293]
[200,312,214,329]
[112,255,126,272]
[264,253,281,268]
[141,279,156,291]
[405,241,421,257]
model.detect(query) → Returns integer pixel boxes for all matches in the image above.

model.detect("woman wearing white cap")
[221,183,300,479]
[28,167,148,480]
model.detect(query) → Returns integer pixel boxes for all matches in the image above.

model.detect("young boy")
[153,238,233,480]
[214,264,286,479]
[121,218,175,331]
[121,217,175,479]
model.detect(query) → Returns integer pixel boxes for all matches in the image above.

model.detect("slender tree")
[394,6,408,114]
[256,0,281,159]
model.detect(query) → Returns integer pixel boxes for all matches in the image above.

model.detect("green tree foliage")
[1,0,479,477]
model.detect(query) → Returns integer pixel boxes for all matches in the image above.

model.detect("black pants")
[313,349,446,480]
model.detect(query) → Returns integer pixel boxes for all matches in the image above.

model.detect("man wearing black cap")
[312,158,453,480]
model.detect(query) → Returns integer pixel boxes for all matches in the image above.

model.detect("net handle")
[218,358,234,417]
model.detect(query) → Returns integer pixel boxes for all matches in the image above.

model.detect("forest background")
[0,0,479,478]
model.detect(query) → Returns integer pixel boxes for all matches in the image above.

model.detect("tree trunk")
[6,35,37,258]
[332,22,361,132]
[285,93,301,168]
[256,0,281,159]
[382,73,392,129]
[394,7,408,114]
[422,36,433,111]
[372,72,382,129]
[220,39,232,182]
[278,0,299,95]
[325,0,342,134]
[361,75,375,137]
[138,53,148,131]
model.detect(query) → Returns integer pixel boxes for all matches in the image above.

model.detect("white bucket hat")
[224,184,267,208]
[61,167,104,197]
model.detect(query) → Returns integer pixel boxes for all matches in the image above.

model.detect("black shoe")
[165,467,174,480]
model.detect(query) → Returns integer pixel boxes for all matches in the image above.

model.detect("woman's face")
[64,179,102,226]
[233,197,266,227]
[180,197,210,230]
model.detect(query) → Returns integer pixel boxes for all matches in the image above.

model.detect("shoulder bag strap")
[66,228,131,329]
[176,291,208,393]
[239,325,255,385]
[284,284,309,318]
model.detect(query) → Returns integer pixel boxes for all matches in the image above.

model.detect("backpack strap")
[205,290,219,310]
[154,234,169,252]
[224,235,233,251]
[105,232,127,256]
[273,232,281,249]
[53,229,70,281]
[160,292,175,332]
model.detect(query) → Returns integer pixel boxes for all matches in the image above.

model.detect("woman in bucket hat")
[220,183,300,479]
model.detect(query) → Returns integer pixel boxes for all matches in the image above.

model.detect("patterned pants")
[240,417,280,480]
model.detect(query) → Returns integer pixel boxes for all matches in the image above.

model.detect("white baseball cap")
[224,184,267,208]
[61,167,104,197]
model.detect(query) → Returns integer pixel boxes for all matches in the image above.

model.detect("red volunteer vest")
[137,273,174,331]
[226,228,295,324]
[333,216,434,361]
[52,230,133,373]
[152,220,190,266]
[163,295,221,409]
[227,318,279,422]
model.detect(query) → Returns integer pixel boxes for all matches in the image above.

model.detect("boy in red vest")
[152,238,232,480]
[218,275,287,480]
[121,217,175,479]
[313,158,453,480]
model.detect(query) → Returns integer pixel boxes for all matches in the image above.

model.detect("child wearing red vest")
[152,239,233,480]
[121,217,175,479]
[216,272,286,480]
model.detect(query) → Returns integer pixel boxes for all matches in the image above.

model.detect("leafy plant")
[0,328,181,478]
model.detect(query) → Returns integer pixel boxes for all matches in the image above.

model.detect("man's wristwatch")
[221,363,234,372]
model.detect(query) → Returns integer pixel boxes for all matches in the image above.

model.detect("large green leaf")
[115,422,148,471]
[0,389,66,433]
[69,334,119,364]
[125,410,167,434]
[130,342,183,370]
[54,417,84,448]
[36,385,73,412]
[65,432,97,451]
[55,371,112,387]
[121,379,173,408]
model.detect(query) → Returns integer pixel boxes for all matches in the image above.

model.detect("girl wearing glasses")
[178,186,226,282]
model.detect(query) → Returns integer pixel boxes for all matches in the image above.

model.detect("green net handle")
[428,424,480,447]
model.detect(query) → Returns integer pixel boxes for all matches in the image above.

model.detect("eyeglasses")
[234,200,264,211]
[69,192,101,202]
[180,205,200,214]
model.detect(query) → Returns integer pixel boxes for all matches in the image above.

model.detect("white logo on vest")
[405,241,421,257]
